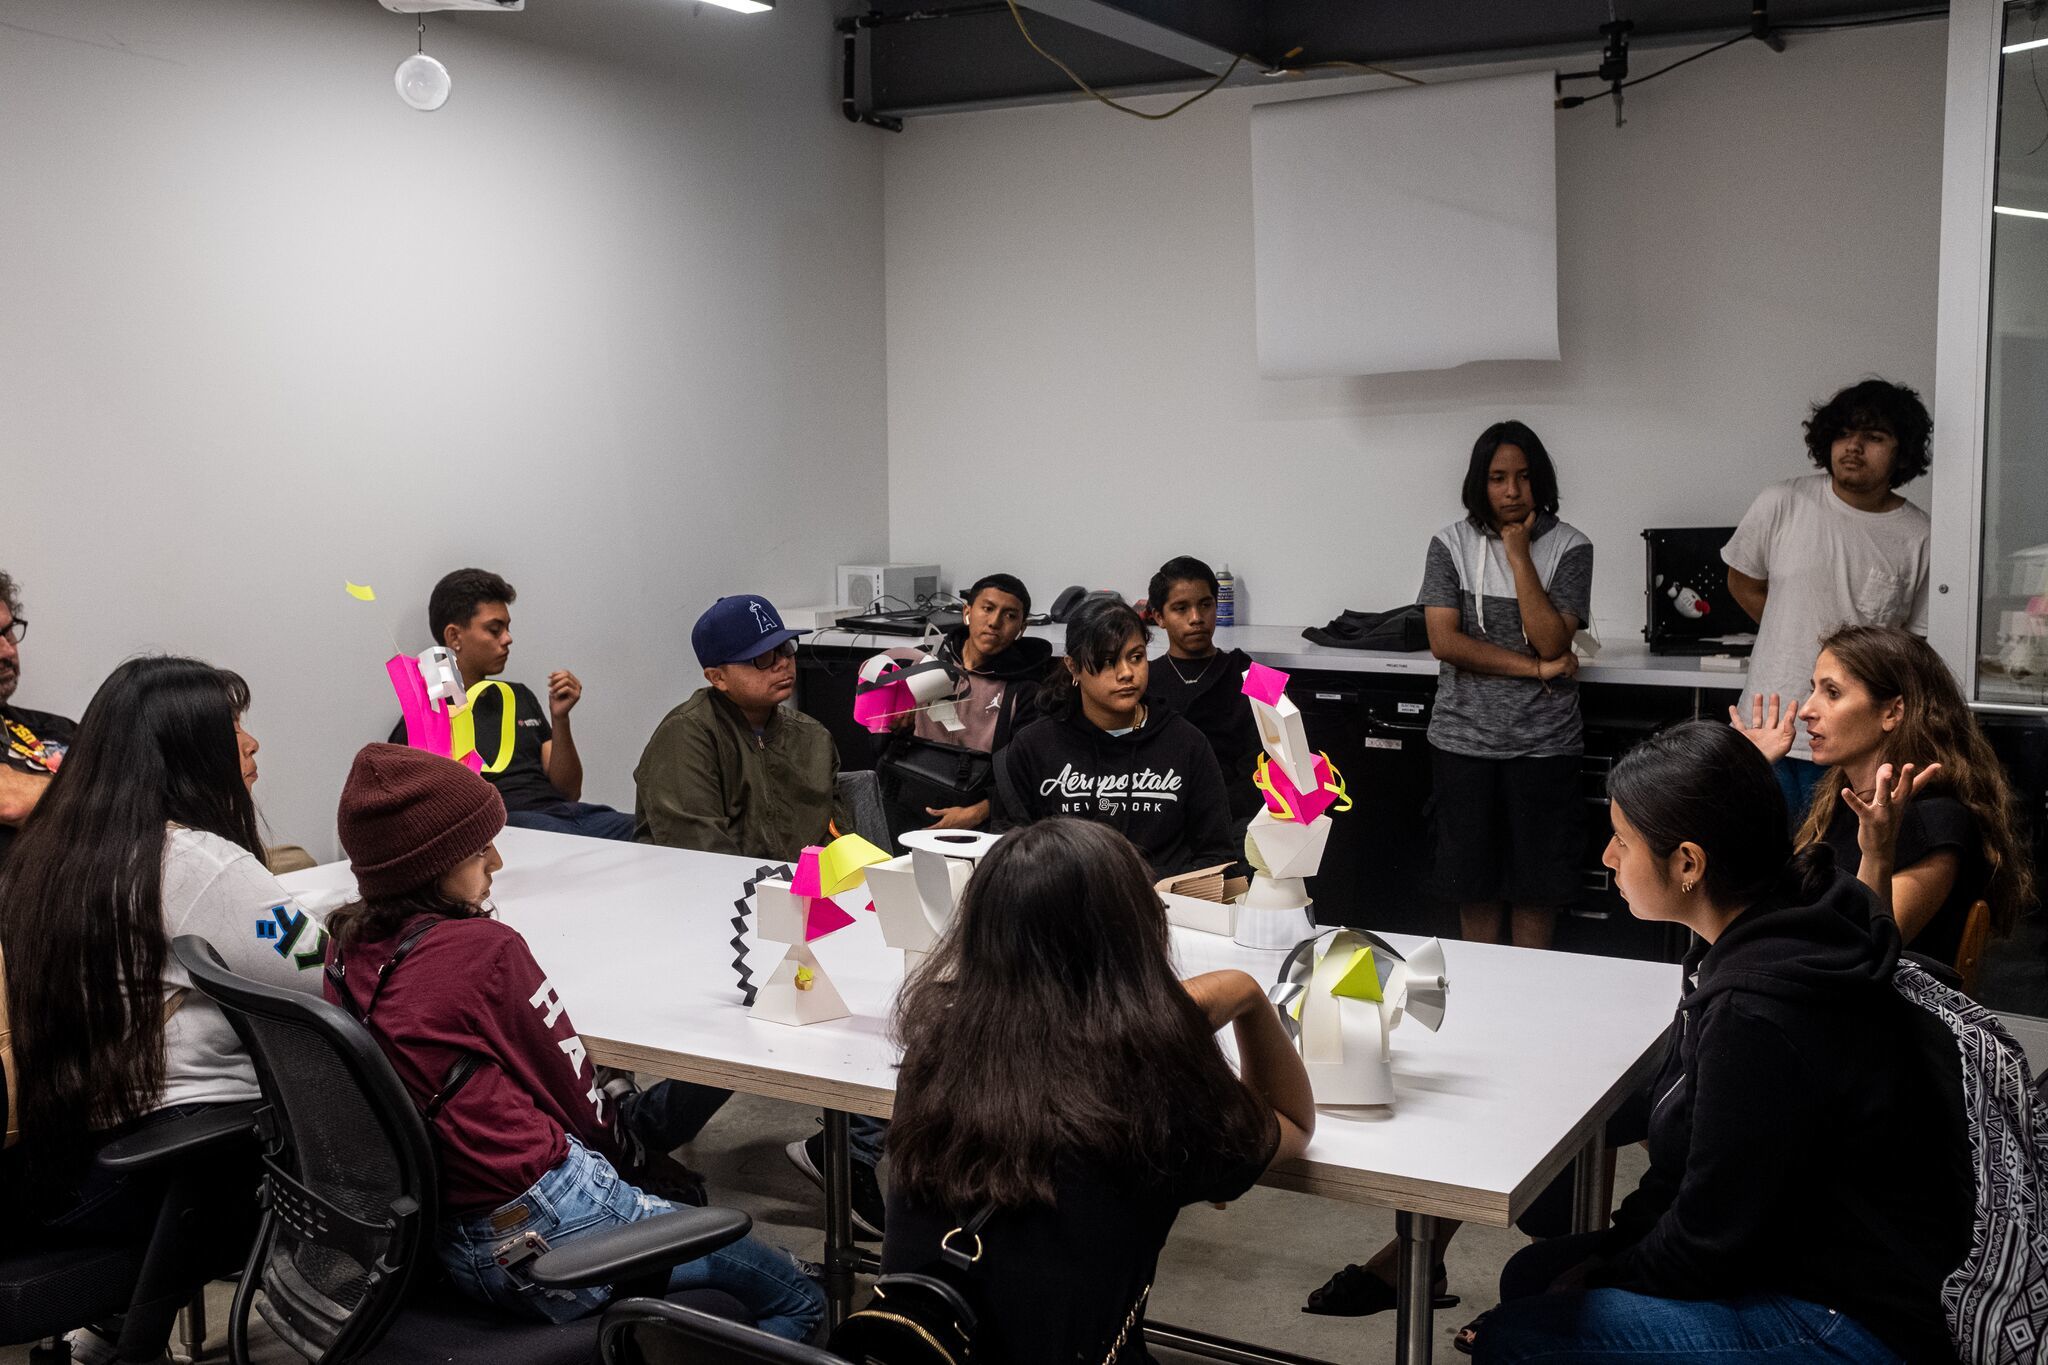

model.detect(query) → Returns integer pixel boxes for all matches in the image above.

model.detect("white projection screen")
[1251,71,1560,378]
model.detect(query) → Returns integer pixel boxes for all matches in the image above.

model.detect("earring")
[1682,880,1695,894]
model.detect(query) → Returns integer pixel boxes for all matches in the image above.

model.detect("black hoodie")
[991,707,1236,879]
[1145,647,1263,823]
[921,625,1055,754]
[1591,864,1973,1363]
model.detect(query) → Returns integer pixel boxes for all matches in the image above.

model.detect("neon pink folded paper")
[1258,752,1339,824]
[1242,660,1290,707]
[804,897,856,940]
[791,847,825,899]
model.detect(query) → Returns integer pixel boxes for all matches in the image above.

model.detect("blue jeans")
[1474,1289,1899,1363]
[850,1114,886,1167]
[507,802,636,841]
[439,1138,825,1340]
[1773,757,1827,826]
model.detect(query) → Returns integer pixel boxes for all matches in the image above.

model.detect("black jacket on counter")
[1591,861,1973,1363]
[991,707,1235,879]
[1145,647,1263,824]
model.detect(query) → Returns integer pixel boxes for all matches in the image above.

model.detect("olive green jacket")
[632,688,850,862]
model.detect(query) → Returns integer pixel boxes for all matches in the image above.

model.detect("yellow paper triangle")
[818,833,891,896]
[1330,946,1383,1002]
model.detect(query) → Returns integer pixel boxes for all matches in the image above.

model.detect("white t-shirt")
[1722,473,1930,761]
[158,825,329,1110]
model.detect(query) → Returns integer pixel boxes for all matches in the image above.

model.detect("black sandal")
[1452,1309,1493,1356]
[1302,1262,1460,1316]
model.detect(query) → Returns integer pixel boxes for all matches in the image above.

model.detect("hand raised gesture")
[1729,693,1798,765]
[1842,761,1944,868]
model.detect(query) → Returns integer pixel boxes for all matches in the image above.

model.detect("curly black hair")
[1803,379,1931,488]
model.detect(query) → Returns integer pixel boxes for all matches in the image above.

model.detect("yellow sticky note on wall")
[345,581,377,602]
[1330,947,1383,1002]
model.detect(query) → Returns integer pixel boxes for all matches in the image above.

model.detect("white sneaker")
[63,1329,119,1365]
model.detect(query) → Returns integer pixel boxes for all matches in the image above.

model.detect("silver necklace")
[1165,652,1218,686]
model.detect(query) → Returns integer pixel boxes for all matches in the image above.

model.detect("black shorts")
[1427,746,1585,907]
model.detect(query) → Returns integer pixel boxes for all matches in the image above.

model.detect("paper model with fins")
[853,648,965,734]
[866,828,999,971]
[738,833,891,1027]
[1230,661,1354,949]
[1269,929,1451,1108]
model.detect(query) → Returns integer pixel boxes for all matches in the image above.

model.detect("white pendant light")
[395,15,451,111]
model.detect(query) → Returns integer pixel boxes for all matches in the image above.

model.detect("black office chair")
[0,1103,260,1361]
[170,935,764,1365]
[600,1298,847,1365]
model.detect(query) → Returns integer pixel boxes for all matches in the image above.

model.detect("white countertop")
[810,623,1748,691]
[281,827,1681,1226]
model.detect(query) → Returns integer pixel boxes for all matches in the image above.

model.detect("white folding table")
[282,826,1679,1365]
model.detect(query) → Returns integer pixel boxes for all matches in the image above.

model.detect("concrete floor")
[7,1090,1648,1365]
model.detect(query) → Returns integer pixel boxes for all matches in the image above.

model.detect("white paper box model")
[868,829,1000,969]
[1162,892,1235,937]
[748,879,851,1027]
[1248,694,1320,794]
[1247,809,1332,881]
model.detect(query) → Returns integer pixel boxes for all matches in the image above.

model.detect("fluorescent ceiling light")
[2004,36,2048,53]
[1995,205,2048,219]
[698,0,772,11]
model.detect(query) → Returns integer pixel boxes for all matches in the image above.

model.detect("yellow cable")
[1004,0,1247,120]
[1285,58,1426,87]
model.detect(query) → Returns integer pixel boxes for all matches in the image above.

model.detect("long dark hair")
[888,819,1272,1208]
[0,656,262,1145]
[1037,595,1149,719]
[1794,626,2034,934]
[1461,420,1560,529]
[326,884,487,952]
[1610,721,1833,908]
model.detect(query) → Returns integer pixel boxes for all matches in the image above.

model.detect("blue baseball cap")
[692,595,808,668]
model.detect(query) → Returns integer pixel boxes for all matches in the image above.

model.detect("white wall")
[0,0,888,856]
[883,22,1946,637]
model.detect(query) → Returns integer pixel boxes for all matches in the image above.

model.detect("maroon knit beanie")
[338,744,506,899]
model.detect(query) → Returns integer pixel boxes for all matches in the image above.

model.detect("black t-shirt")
[880,1113,1278,1365]
[387,681,557,812]
[0,703,77,864]
[1820,794,1984,967]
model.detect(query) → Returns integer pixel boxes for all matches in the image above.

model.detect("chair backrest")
[1955,899,1992,1000]
[834,770,892,850]
[171,935,437,1365]
[600,1298,845,1365]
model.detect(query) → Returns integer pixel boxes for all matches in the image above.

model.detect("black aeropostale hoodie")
[991,707,1236,879]
[1592,864,1973,1363]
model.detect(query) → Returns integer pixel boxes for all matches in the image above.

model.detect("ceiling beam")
[1014,0,1261,76]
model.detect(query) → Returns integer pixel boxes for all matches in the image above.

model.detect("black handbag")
[829,1205,1150,1365]
[829,1207,991,1364]
[876,737,996,812]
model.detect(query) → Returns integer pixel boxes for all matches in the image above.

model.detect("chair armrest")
[526,1206,753,1291]
[96,1102,263,1172]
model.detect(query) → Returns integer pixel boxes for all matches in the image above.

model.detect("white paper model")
[868,829,999,970]
[1280,929,1451,1108]
[749,880,851,1027]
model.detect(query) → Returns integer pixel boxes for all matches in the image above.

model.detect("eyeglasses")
[0,618,23,646]
[748,640,798,670]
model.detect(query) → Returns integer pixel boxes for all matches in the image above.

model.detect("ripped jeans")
[438,1138,825,1341]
